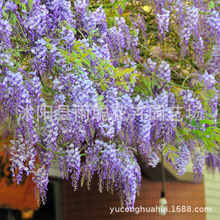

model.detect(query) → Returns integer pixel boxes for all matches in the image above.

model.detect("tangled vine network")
[0,0,219,207]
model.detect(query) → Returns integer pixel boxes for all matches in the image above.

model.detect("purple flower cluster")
[149,90,175,148]
[193,151,206,183]
[207,10,220,43]
[205,152,220,174]
[180,89,204,124]
[180,6,199,53]
[65,144,81,190]
[199,71,215,89]
[0,19,12,47]
[156,8,170,38]
[173,141,190,176]
[32,165,49,205]
[135,98,151,156]
[144,58,171,83]
[207,45,220,76]
[83,140,142,207]
[0,0,219,208]
[193,35,204,67]
[22,4,48,36]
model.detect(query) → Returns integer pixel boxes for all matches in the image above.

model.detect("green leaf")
[199,118,217,125]
[168,143,178,152]
[214,135,220,144]
[211,127,220,134]
[184,117,190,124]
[192,119,196,126]
[208,1,215,10]
[6,10,17,24]
[28,0,33,9]
[172,153,179,158]
[21,3,27,11]
[163,146,169,154]
[201,137,215,153]
[2,11,8,19]
[170,155,176,163]
[204,113,215,119]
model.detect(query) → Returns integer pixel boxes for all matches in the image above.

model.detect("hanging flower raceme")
[45,0,74,27]
[156,8,170,38]
[135,98,151,156]
[198,72,218,122]
[98,87,122,138]
[193,35,204,66]
[65,143,81,190]
[115,149,141,208]
[0,0,219,208]
[87,6,107,36]
[150,89,175,147]
[74,0,89,32]
[32,164,50,205]
[0,19,12,47]
[93,140,141,208]
[21,3,48,36]
[193,151,206,183]
[173,140,191,176]
[205,152,220,174]
[207,10,220,42]
[0,69,40,184]
[178,6,199,54]
[207,45,220,76]
[180,89,205,125]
